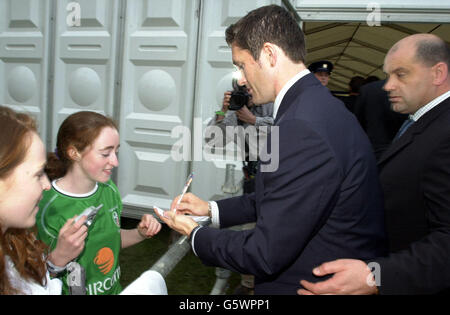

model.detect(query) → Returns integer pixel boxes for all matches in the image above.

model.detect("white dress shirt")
[272,69,311,120]
[410,90,450,122]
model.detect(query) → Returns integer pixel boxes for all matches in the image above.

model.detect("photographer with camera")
[205,76,273,295]
[207,76,273,194]
[213,78,273,128]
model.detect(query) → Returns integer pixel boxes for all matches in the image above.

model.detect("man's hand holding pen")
[154,191,210,237]
[154,171,212,236]
[171,192,210,217]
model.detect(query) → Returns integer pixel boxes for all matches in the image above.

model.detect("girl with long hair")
[36,111,163,295]
[0,106,87,294]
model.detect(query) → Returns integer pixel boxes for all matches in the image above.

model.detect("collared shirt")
[410,90,450,122]
[272,69,310,120]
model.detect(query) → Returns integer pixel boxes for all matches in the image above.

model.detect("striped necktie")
[394,118,414,141]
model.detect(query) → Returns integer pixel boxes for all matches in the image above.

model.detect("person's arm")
[299,137,450,295]
[37,207,88,272]
[298,259,378,295]
[194,119,342,278]
[235,106,257,125]
[247,102,275,129]
[254,116,274,127]
[210,91,235,125]
[215,91,232,122]
[47,216,88,270]
[121,214,161,248]
[205,92,239,148]
[376,138,450,294]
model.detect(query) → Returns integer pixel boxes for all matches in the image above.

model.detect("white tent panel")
[118,0,200,217]
[0,0,51,140]
[50,0,121,144]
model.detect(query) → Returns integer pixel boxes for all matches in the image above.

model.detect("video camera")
[228,78,251,111]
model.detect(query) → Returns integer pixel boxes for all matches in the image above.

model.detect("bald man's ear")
[432,62,449,86]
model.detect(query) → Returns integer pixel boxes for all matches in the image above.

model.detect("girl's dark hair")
[46,111,118,181]
[0,106,48,294]
[225,5,306,63]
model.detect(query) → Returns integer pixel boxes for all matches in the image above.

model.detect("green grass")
[119,218,240,295]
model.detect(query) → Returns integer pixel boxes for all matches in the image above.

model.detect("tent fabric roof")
[302,21,450,92]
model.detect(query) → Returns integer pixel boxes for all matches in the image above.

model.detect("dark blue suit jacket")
[376,97,450,294]
[194,73,387,294]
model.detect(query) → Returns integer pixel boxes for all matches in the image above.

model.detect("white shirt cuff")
[191,201,220,257]
[191,226,201,257]
[209,201,220,228]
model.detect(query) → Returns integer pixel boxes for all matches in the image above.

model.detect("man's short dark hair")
[225,5,306,64]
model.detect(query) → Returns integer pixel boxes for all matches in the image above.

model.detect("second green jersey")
[36,179,123,295]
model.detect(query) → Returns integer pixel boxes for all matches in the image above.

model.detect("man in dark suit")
[354,79,407,160]
[156,5,386,294]
[299,33,450,295]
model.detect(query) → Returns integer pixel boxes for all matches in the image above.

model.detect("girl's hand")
[137,214,162,239]
[49,216,88,267]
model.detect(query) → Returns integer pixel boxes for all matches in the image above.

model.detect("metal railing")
[149,219,211,279]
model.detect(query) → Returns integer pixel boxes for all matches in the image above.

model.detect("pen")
[174,172,194,214]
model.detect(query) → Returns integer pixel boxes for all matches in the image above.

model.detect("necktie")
[394,118,414,141]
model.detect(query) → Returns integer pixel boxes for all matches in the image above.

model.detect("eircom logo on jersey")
[86,247,121,295]
[86,266,121,295]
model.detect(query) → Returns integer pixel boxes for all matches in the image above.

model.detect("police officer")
[308,60,333,86]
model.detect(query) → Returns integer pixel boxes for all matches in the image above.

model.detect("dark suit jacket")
[376,97,450,294]
[194,73,387,294]
[354,80,407,160]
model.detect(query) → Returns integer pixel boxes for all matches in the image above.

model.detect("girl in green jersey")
[36,111,162,295]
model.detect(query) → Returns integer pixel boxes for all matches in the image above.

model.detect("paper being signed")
[153,206,209,223]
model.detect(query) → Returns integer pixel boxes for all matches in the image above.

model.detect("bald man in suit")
[299,33,450,295]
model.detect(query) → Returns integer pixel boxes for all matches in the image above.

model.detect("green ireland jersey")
[36,179,123,295]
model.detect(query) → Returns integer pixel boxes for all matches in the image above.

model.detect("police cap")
[308,61,333,74]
